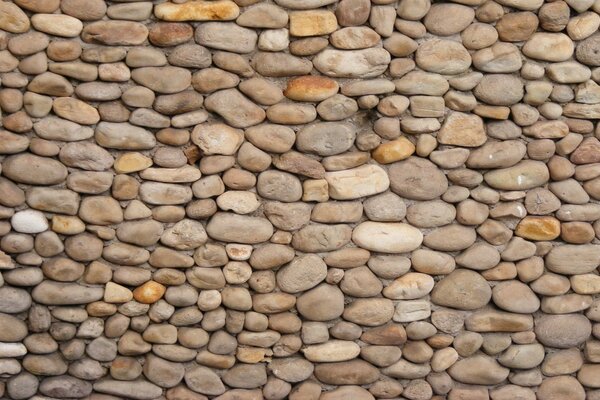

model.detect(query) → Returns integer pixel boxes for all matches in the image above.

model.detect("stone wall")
[1,0,600,398]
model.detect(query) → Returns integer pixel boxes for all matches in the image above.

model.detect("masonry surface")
[1,0,600,399]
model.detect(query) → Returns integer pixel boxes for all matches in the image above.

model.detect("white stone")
[0,342,27,357]
[352,222,423,253]
[325,164,389,200]
[393,300,431,322]
[302,340,361,362]
[11,210,49,234]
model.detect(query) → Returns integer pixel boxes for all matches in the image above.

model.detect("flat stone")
[389,157,448,200]
[95,122,156,150]
[535,314,592,348]
[154,0,239,21]
[0,2,30,32]
[207,213,273,244]
[34,117,93,141]
[276,254,327,293]
[2,154,67,185]
[82,21,148,45]
[352,222,422,253]
[484,160,550,190]
[32,282,104,305]
[448,355,509,385]
[204,89,265,128]
[290,10,338,37]
[31,14,83,37]
[515,216,561,240]
[325,165,389,200]
[303,340,360,362]
[195,22,258,53]
[296,122,354,156]
[185,365,226,396]
[313,48,391,78]
[431,269,492,310]
[93,380,162,400]
[416,39,471,75]
[523,33,574,61]
[131,67,191,94]
[284,76,339,102]
[545,244,600,274]
[438,112,486,147]
[139,182,193,205]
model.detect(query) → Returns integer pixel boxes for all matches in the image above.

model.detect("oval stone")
[352,222,423,253]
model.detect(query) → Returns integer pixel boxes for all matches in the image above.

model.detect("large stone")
[313,49,391,78]
[195,22,258,53]
[546,244,600,274]
[325,165,389,200]
[352,222,422,253]
[204,89,265,128]
[437,112,486,147]
[302,340,360,362]
[296,122,355,156]
[389,157,448,200]
[0,2,30,32]
[2,154,67,185]
[416,39,471,75]
[33,117,93,141]
[154,0,239,21]
[484,160,549,190]
[297,284,345,321]
[191,123,244,155]
[207,213,273,244]
[131,67,191,94]
[431,269,491,310]
[448,355,509,385]
[32,282,104,305]
[185,365,226,396]
[93,380,163,400]
[82,21,148,45]
[535,314,592,348]
[276,254,327,294]
[522,33,574,62]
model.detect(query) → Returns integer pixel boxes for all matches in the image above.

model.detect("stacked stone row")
[1,0,600,398]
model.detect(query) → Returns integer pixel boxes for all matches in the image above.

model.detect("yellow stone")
[154,0,240,21]
[290,10,338,37]
[515,216,561,241]
[51,215,85,235]
[133,281,166,304]
[114,152,153,174]
[302,179,329,202]
[372,137,416,164]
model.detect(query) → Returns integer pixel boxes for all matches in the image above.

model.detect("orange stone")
[133,281,166,304]
[515,216,560,241]
[283,76,339,102]
[372,137,415,164]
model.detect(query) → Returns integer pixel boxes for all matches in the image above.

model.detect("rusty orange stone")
[283,76,339,102]
[133,280,166,304]
[372,137,415,164]
[515,216,561,241]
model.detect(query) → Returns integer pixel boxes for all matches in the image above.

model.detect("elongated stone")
[154,0,239,21]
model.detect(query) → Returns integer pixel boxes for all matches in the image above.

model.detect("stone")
[154,0,239,21]
[31,14,83,37]
[523,33,574,62]
[389,157,448,200]
[2,154,67,185]
[82,21,148,45]
[437,112,486,147]
[352,222,422,253]
[207,213,273,244]
[131,67,191,94]
[537,376,585,400]
[185,365,226,396]
[11,210,48,234]
[416,39,471,75]
[0,2,30,32]
[32,282,104,305]
[313,49,391,78]
[325,165,389,200]
[515,216,561,240]
[93,380,162,400]
[284,76,339,102]
[424,4,474,36]
[276,255,327,294]
[535,314,592,348]
[195,22,258,53]
[484,161,550,190]
[133,281,166,304]
[95,122,156,150]
[431,269,491,310]
[448,355,509,385]
[204,89,265,128]
[290,10,338,36]
[297,284,345,321]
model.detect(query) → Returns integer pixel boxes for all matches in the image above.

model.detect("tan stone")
[154,0,240,21]
[438,112,486,147]
[114,153,153,174]
[52,97,100,125]
[290,10,338,37]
